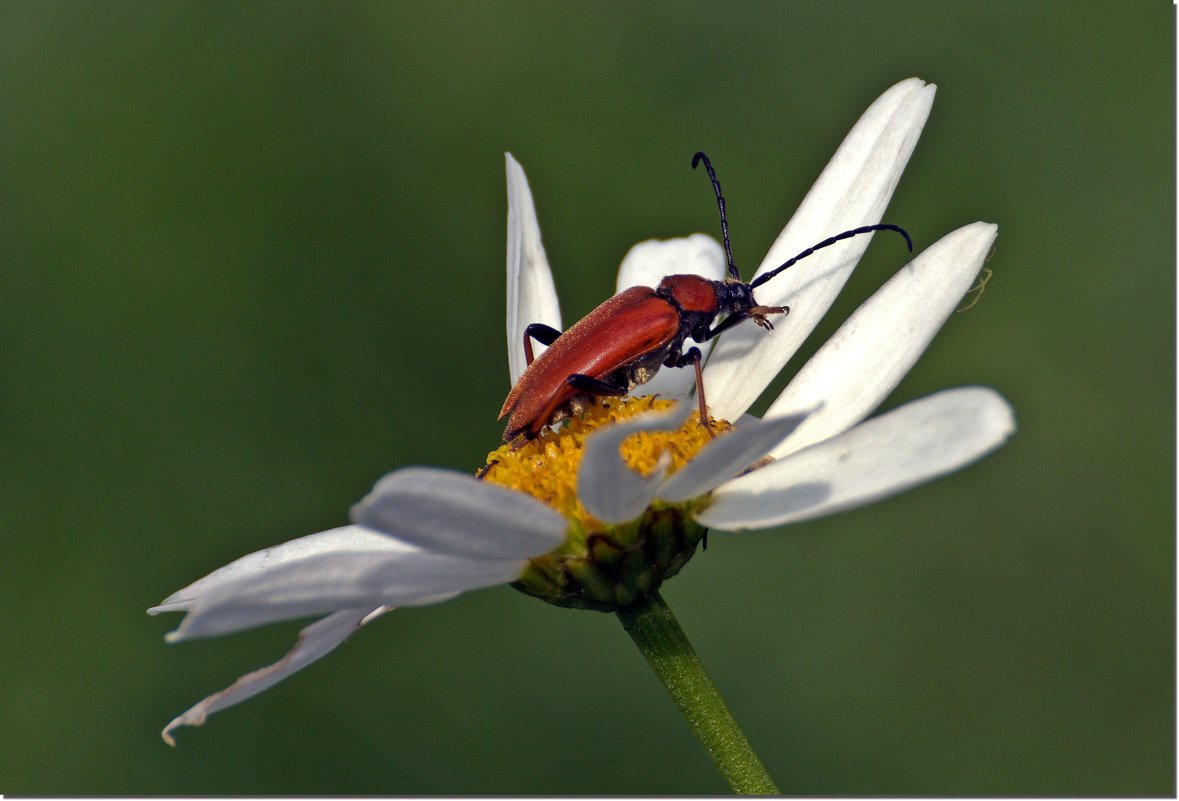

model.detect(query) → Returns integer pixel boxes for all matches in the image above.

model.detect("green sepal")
[511,501,708,613]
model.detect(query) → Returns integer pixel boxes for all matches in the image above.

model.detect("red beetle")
[499,152,911,448]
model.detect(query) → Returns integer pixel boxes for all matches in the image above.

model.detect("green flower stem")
[616,591,780,795]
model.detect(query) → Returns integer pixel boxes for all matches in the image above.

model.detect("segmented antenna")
[748,224,913,290]
[691,152,741,281]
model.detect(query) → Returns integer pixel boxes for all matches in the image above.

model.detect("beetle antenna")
[691,152,741,281]
[748,224,913,290]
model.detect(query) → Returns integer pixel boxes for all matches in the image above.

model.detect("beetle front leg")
[746,304,790,331]
[698,310,747,341]
[523,323,562,366]
[698,304,789,341]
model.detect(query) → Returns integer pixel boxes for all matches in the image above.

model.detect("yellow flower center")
[480,396,730,529]
[479,396,732,612]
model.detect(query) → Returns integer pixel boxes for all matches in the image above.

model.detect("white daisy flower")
[150,77,1014,745]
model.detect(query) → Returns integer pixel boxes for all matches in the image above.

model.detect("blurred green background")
[1,1,1172,795]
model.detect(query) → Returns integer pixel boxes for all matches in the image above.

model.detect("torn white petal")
[578,403,692,524]
[399,591,460,607]
[149,525,415,614]
[704,78,937,421]
[350,467,565,560]
[166,549,526,641]
[161,605,391,746]
[766,222,999,458]
[656,410,811,502]
[506,153,562,385]
[696,387,1014,530]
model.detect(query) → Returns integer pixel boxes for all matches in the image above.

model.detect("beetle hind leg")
[565,373,628,397]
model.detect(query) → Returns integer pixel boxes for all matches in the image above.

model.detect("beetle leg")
[697,310,748,341]
[747,304,789,330]
[699,303,789,342]
[670,347,713,438]
[565,373,628,397]
[523,323,563,366]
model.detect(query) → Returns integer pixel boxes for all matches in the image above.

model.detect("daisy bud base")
[512,502,707,612]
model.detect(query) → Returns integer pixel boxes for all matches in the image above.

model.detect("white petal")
[704,78,937,421]
[613,234,727,399]
[161,605,391,746]
[505,153,562,385]
[656,410,812,502]
[578,403,692,523]
[615,234,726,292]
[148,525,414,614]
[765,222,999,458]
[695,387,1014,530]
[166,548,526,641]
[350,466,566,560]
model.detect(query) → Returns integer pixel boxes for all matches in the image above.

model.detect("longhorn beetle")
[498,152,912,448]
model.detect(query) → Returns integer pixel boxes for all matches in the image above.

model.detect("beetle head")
[718,279,755,314]
[719,279,787,329]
